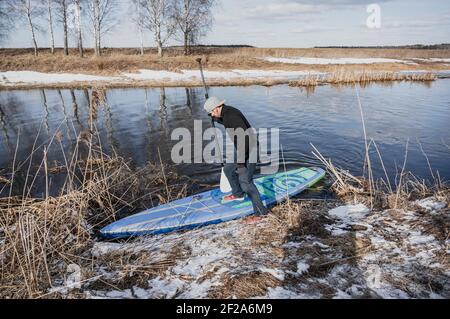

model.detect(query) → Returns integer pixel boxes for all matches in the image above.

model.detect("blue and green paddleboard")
[100,167,325,238]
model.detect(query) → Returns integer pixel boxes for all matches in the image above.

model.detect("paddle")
[196,58,232,193]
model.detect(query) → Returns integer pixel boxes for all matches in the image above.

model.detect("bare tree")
[44,0,55,54]
[131,0,145,55]
[87,0,118,56]
[74,0,83,57]
[0,1,13,42]
[138,0,176,57]
[172,0,215,55]
[7,0,44,56]
[55,0,70,55]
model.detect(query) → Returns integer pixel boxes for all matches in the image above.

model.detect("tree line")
[0,0,217,57]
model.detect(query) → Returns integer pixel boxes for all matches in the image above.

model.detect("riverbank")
[0,129,448,298]
[1,47,450,89]
[0,69,447,90]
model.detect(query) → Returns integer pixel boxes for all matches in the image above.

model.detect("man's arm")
[226,112,252,167]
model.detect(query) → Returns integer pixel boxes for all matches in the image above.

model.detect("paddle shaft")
[196,58,225,168]
[196,58,209,99]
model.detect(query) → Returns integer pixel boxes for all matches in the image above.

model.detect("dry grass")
[1,47,447,90]
[1,47,449,76]
[209,271,280,298]
[310,86,446,210]
[0,89,192,298]
[289,70,436,87]
[233,47,450,59]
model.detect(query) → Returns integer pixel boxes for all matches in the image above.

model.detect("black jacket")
[211,105,257,165]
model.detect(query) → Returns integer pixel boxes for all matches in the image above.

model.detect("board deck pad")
[100,167,325,238]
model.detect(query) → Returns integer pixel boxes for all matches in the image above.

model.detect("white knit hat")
[204,96,225,114]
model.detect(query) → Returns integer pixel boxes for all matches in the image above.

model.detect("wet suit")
[211,105,268,215]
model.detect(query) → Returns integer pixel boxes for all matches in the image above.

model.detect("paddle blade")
[220,168,232,193]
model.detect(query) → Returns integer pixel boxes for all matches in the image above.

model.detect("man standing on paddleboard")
[204,97,269,217]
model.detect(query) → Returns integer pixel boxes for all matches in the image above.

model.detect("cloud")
[290,26,338,34]
[242,2,323,20]
[382,14,450,30]
[289,0,394,6]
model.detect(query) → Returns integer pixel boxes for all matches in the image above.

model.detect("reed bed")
[310,85,447,210]
[0,91,191,298]
[289,70,436,87]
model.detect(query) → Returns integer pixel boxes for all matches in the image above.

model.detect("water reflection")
[0,81,449,197]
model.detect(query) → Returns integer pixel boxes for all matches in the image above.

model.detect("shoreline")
[1,68,449,90]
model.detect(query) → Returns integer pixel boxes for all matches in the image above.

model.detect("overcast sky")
[2,0,450,48]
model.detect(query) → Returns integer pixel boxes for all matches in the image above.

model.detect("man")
[204,96,269,216]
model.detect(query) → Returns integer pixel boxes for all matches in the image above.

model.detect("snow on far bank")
[262,57,415,65]
[123,69,319,81]
[0,71,118,84]
[2,68,448,86]
[412,58,450,63]
[0,69,320,86]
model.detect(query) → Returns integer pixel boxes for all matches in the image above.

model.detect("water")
[0,80,449,197]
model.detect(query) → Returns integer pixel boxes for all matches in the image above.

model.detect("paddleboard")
[100,167,325,238]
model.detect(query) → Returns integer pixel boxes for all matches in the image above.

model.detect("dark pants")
[223,162,268,215]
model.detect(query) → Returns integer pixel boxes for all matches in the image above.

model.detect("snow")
[145,277,185,299]
[408,233,435,245]
[328,204,370,221]
[296,262,310,275]
[412,58,450,63]
[259,267,285,281]
[325,204,370,235]
[0,71,117,84]
[0,69,320,86]
[84,197,448,299]
[416,197,447,212]
[262,57,413,65]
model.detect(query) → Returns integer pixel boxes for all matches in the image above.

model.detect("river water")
[0,80,449,197]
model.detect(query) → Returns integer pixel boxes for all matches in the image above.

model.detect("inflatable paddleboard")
[100,167,325,238]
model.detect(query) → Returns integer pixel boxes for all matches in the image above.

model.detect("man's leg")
[223,162,243,196]
[237,163,268,215]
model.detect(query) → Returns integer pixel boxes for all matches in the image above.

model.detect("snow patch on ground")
[86,197,449,299]
[262,57,414,65]
[416,197,447,212]
[0,69,321,86]
[296,262,310,275]
[328,204,370,221]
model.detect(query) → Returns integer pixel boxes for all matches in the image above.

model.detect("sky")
[2,0,450,48]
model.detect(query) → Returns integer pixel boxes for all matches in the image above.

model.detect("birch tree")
[172,0,215,55]
[55,0,70,55]
[87,0,118,56]
[139,0,176,57]
[45,0,55,54]
[131,0,145,55]
[73,0,83,57]
[7,0,44,56]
